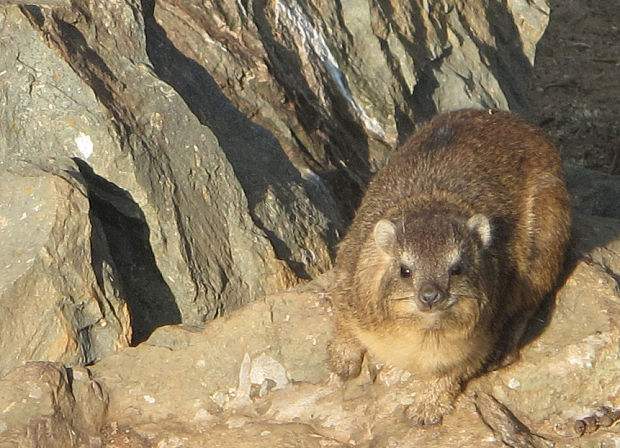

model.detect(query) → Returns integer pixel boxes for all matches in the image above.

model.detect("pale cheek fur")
[353,246,393,313]
[390,298,419,318]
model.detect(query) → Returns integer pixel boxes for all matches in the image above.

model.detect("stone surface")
[469,212,620,446]
[2,2,293,344]
[152,0,549,215]
[1,0,551,322]
[0,0,551,360]
[97,213,620,447]
[0,361,107,448]
[565,165,620,218]
[6,0,619,446]
[2,210,620,446]
[90,285,504,447]
[0,162,131,376]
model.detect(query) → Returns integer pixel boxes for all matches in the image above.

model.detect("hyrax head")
[371,209,493,329]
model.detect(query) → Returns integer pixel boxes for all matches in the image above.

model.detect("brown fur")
[328,109,571,425]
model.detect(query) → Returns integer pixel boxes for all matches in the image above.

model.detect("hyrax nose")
[417,282,444,311]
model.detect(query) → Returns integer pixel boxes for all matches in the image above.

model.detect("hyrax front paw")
[404,376,460,426]
[327,336,365,379]
[405,397,455,426]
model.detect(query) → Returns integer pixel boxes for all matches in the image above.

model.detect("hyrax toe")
[327,339,364,379]
[405,399,455,426]
[404,375,460,425]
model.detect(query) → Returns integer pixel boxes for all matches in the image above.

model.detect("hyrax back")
[328,109,571,425]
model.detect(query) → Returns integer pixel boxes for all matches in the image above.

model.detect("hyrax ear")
[373,219,397,255]
[467,214,492,248]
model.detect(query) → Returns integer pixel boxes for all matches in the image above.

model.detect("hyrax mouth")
[391,292,455,315]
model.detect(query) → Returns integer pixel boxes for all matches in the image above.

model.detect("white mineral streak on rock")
[249,353,289,391]
[226,415,249,429]
[274,0,386,139]
[236,352,252,395]
[569,333,610,368]
[74,132,93,159]
[156,436,185,448]
[210,391,228,407]
[192,408,212,422]
[228,352,253,408]
[28,386,43,400]
[507,378,521,389]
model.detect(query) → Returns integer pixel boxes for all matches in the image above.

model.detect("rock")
[152,0,549,213]
[10,0,620,445]
[2,211,620,445]
[1,1,294,343]
[474,393,552,448]
[144,0,347,279]
[0,0,551,346]
[0,162,131,376]
[0,361,107,448]
[7,211,594,446]
[565,165,620,218]
[88,286,504,447]
[90,287,334,427]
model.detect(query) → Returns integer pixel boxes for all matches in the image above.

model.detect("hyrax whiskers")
[328,109,571,425]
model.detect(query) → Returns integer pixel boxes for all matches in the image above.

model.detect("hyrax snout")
[328,109,571,425]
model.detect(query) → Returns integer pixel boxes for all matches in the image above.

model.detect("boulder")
[151,0,550,212]
[0,361,107,448]
[96,212,620,447]
[2,2,293,344]
[565,165,620,218]
[1,210,609,447]
[2,180,620,445]
[9,0,614,445]
[1,0,550,351]
[0,162,131,376]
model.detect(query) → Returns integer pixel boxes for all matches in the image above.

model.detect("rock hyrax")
[328,109,571,425]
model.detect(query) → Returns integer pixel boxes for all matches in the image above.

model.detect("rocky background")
[0,0,618,447]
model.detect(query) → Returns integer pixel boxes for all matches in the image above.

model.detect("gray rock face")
[565,165,620,218]
[0,0,549,363]
[84,214,620,446]
[0,163,131,376]
[152,0,549,210]
[0,1,560,435]
[1,3,292,346]
[1,0,619,438]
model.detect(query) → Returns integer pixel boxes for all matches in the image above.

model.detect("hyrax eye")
[400,265,412,278]
[449,264,463,276]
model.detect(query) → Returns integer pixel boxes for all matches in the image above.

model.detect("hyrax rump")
[328,109,571,425]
